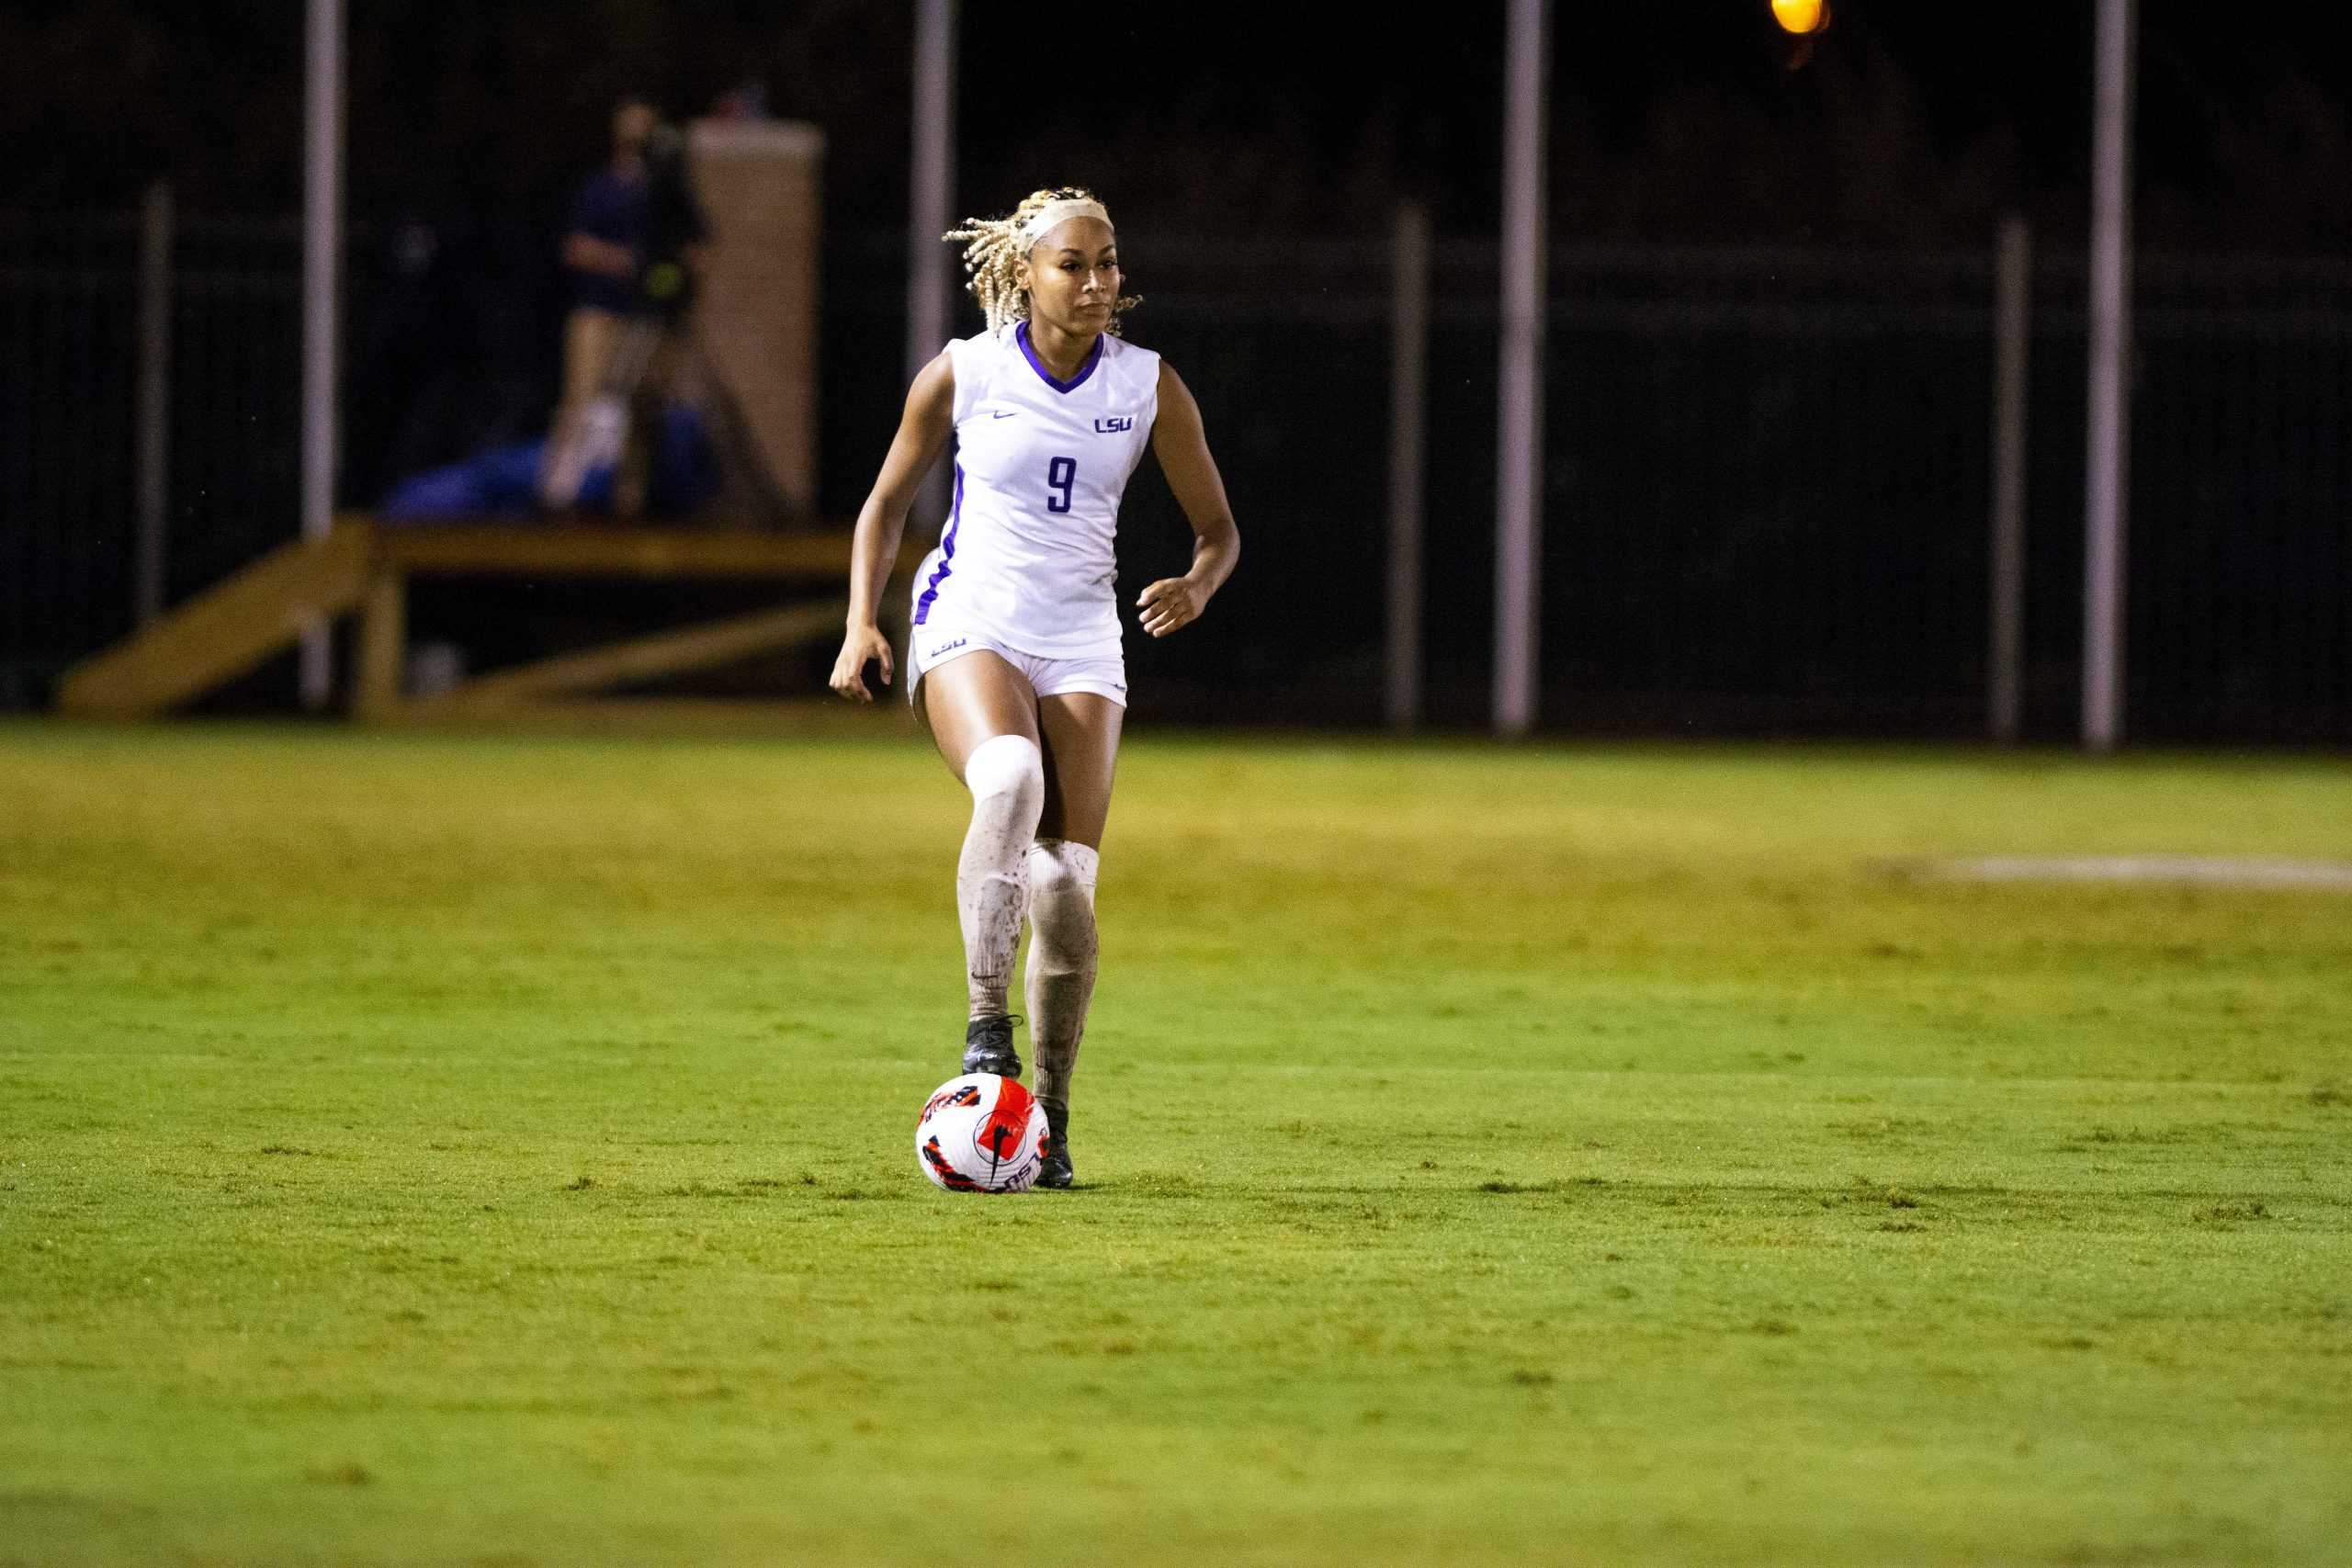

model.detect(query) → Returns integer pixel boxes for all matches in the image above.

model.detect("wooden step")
[56,526,375,720]
[419,600,851,714]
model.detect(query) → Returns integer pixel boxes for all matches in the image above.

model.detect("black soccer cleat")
[1036,1101,1074,1190]
[960,1014,1023,1079]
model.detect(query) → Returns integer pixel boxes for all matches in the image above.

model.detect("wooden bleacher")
[58,517,925,726]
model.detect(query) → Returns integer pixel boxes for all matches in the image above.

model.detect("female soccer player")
[828,188,1240,1190]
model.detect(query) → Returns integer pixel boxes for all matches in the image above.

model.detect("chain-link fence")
[2,209,303,708]
[6,207,2346,740]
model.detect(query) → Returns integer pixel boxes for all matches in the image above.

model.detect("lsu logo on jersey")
[1094,415,1135,434]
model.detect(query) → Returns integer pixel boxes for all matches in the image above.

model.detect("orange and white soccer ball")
[915,1073,1049,1193]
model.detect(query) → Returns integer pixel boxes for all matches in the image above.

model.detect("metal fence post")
[134,181,175,629]
[906,0,957,536]
[1988,215,2030,742]
[2082,0,2138,750]
[300,0,345,709]
[1494,0,1551,737]
[1386,201,1430,732]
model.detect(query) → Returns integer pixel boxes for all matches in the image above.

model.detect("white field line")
[1886,855,2352,890]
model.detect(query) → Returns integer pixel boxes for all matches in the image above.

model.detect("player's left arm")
[1137,361,1240,638]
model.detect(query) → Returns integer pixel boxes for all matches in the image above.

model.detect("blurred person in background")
[541,96,708,519]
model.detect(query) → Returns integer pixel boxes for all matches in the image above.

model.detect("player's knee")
[1028,840,1101,944]
[963,734,1044,823]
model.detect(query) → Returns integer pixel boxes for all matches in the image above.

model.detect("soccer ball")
[915,1073,1048,1194]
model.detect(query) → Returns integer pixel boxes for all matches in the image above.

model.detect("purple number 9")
[1046,457,1076,513]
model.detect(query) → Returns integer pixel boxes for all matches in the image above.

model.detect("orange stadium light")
[1771,0,1829,34]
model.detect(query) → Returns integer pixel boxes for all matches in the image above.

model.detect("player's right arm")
[831,351,956,703]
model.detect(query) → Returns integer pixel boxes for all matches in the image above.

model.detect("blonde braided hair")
[944,186,1144,336]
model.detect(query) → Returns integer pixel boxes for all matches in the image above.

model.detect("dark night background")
[3,2,2346,737]
[4,2,2348,243]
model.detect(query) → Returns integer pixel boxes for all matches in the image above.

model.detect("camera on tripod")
[637,120,700,321]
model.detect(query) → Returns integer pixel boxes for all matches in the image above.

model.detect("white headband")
[1021,197,1112,243]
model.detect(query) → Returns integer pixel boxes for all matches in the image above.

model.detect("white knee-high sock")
[956,735,1045,1020]
[1024,838,1100,1110]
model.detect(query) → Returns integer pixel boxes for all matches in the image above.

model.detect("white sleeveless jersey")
[910,321,1161,656]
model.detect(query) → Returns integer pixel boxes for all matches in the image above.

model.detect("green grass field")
[3,720,2348,1565]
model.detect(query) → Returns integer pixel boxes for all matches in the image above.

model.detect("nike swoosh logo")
[992,412,1016,419]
